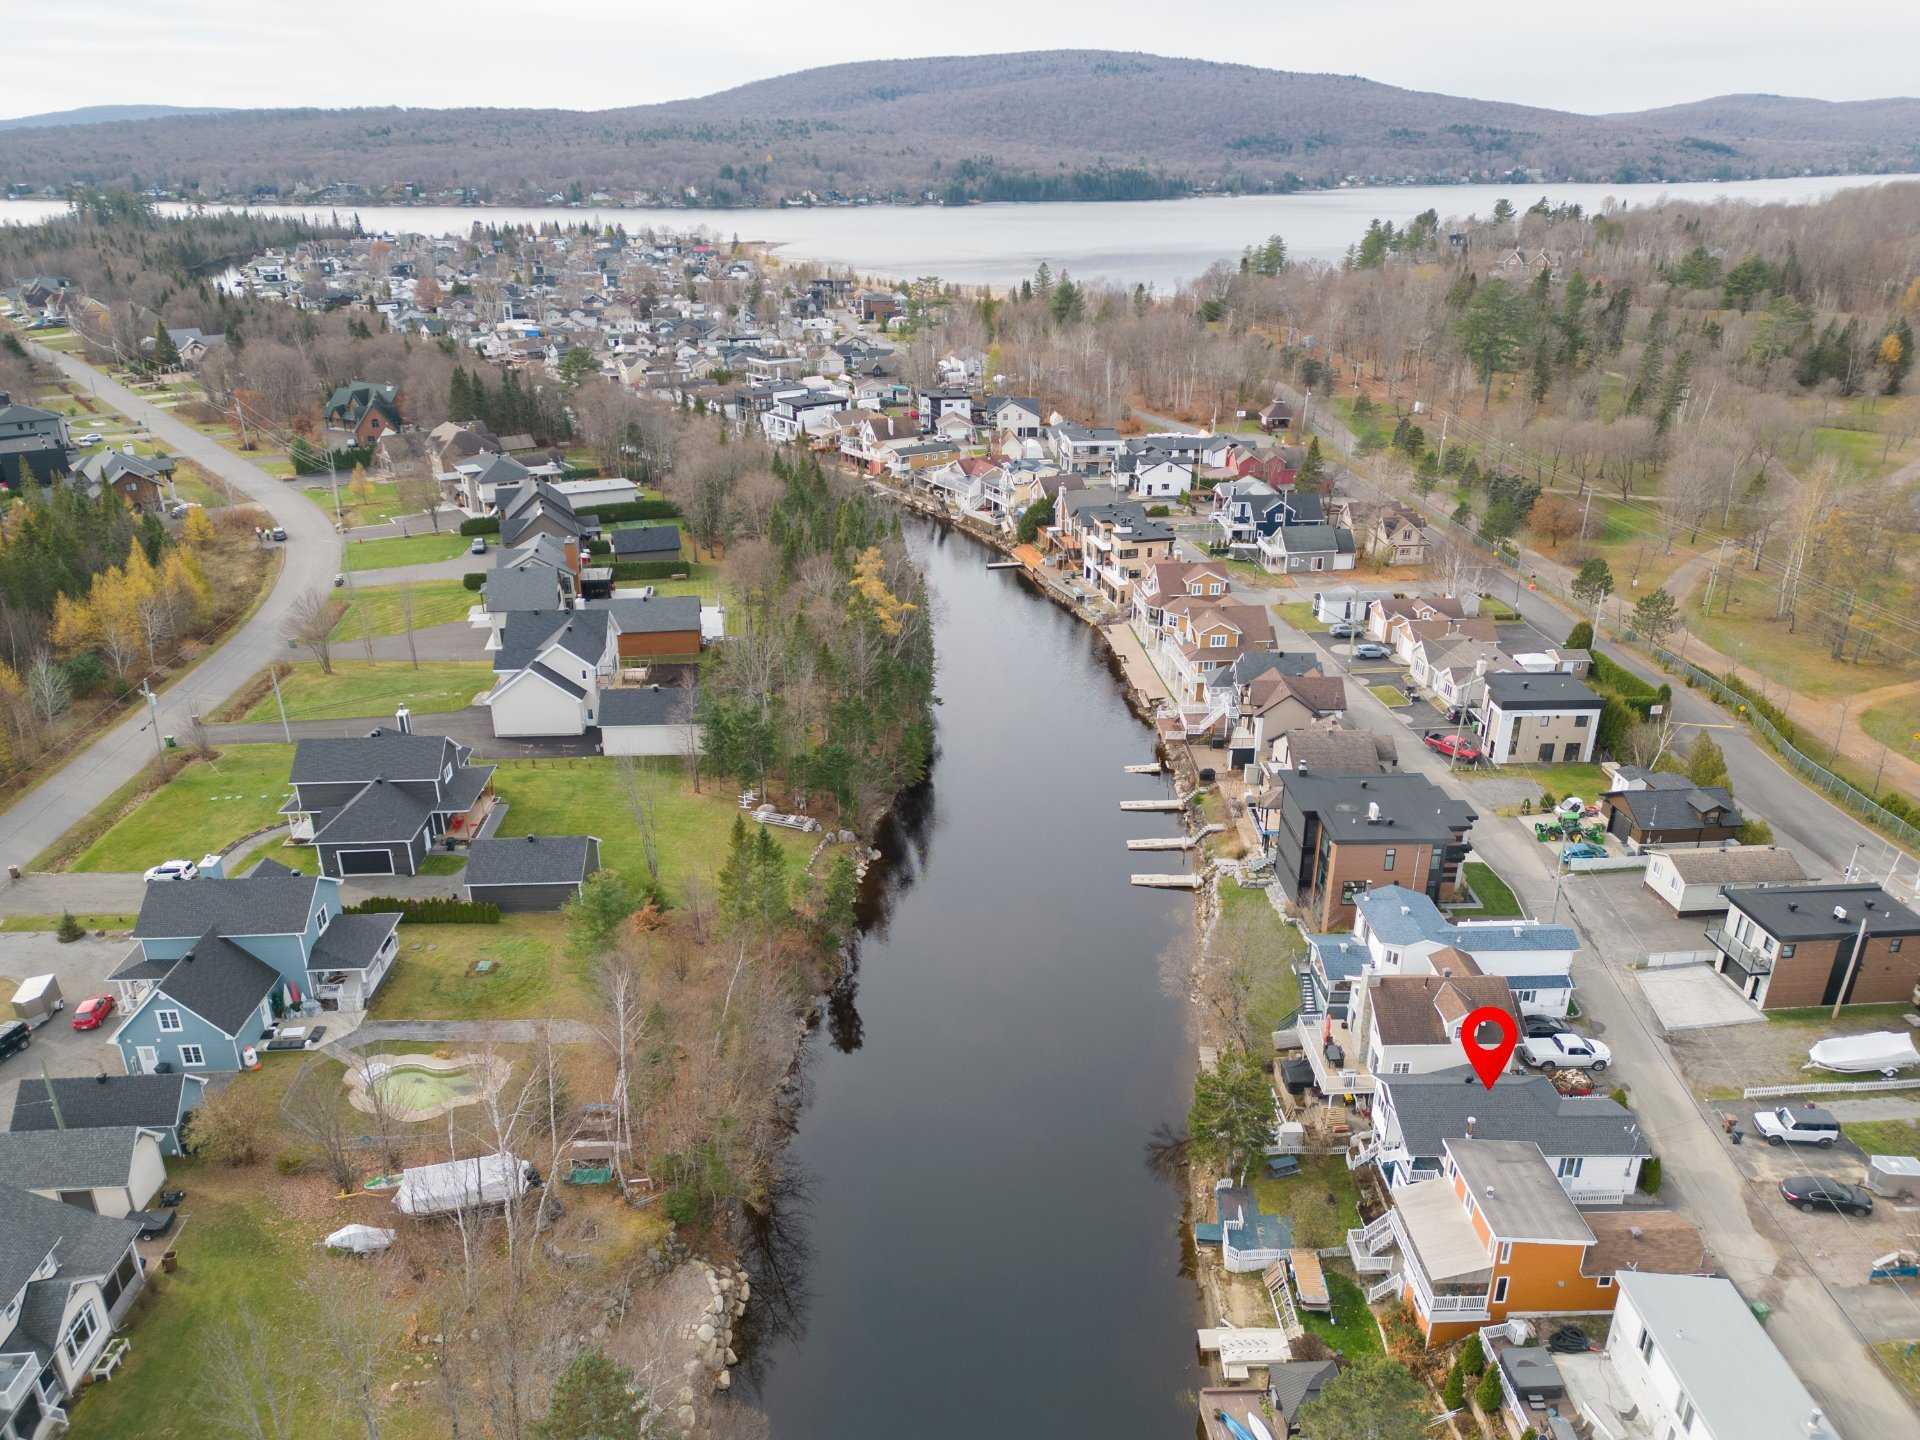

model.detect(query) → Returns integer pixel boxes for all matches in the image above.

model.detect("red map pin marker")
[1460,1006,1519,1090]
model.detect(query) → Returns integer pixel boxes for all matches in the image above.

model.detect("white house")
[1313,585,1393,624]
[482,610,619,737]
[1352,886,1578,1016]
[1577,1273,1838,1440]
[1117,449,1193,500]
[1351,971,1520,1082]
[1642,846,1807,916]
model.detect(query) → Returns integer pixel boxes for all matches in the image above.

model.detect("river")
[733,516,1202,1437]
[3,172,1914,289]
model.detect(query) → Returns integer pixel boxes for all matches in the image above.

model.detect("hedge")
[346,896,499,924]
[459,516,501,537]
[610,560,695,582]
[462,572,486,591]
[579,498,679,522]
[1589,650,1656,699]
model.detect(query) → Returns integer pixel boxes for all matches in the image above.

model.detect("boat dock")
[1123,762,1162,774]
[1127,836,1194,851]
[1131,873,1202,889]
[985,560,1024,570]
[1120,798,1184,812]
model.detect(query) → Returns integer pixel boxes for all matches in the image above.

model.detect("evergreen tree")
[148,319,179,370]
[534,1349,658,1440]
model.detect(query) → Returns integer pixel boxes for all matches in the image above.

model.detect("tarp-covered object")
[395,1151,531,1216]
[324,1224,396,1253]
[1807,1031,1920,1075]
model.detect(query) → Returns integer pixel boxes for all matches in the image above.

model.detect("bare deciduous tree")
[284,588,339,674]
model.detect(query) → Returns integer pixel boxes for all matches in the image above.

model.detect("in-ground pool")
[378,1066,480,1111]
[344,1052,510,1121]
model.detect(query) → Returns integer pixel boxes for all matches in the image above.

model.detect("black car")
[270,527,288,542]
[1523,1014,1571,1040]
[0,1020,30,1063]
[1779,1175,1873,1216]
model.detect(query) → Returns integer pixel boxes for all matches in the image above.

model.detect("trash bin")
[163,735,176,749]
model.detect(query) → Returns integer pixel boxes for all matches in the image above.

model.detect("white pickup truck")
[1520,1032,1612,1072]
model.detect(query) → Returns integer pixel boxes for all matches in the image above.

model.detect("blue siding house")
[107,863,403,1075]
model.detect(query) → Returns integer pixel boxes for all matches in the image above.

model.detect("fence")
[1641,949,1718,970]
[1641,642,1920,851]
[1742,1077,1920,1100]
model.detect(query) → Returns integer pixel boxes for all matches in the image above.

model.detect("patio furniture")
[1263,1155,1301,1179]
[90,1337,131,1382]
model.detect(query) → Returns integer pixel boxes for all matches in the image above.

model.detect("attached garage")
[599,683,700,757]
[310,776,432,879]
[463,834,601,911]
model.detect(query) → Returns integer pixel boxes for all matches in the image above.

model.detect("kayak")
[1215,1412,1259,1440]
[1247,1415,1277,1440]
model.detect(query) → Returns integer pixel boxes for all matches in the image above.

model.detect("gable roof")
[0,1184,142,1307]
[1272,729,1393,773]
[484,565,568,614]
[494,608,613,672]
[466,834,598,887]
[1369,973,1516,1047]
[9,1073,201,1136]
[1381,1067,1651,1160]
[152,930,282,1035]
[310,777,434,846]
[291,731,460,786]
[609,524,681,557]
[135,872,324,939]
[1656,846,1805,886]
[598,685,691,726]
[0,1126,154,1191]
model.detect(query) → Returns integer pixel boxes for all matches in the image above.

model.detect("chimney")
[395,704,412,735]
[1367,801,1381,823]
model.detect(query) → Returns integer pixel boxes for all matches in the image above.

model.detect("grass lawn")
[373,914,593,1021]
[170,462,235,510]
[1877,1341,1920,1407]
[418,852,467,876]
[1840,1118,1920,1157]
[307,478,409,527]
[1296,1269,1385,1358]
[236,662,491,723]
[1459,861,1524,917]
[1275,601,1328,633]
[491,757,811,904]
[1368,684,1410,707]
[67,746,295,873]
[342,531,469,572]
[1252,1156,1363,1250]
[1862,696,1920,759]
[1688,571,1916,699]
[331,581,473,642]
[1457,761,1610,803]
[1217,880,1304,1033]
[631,560,736,610]
[0,912,137,932]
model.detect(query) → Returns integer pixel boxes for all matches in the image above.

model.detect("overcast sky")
[11,1,1918,118]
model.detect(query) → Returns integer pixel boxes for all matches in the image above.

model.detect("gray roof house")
[463,834,602,911]
[8,1073,207,1156]
[284,729,496,872]
[0,1127,169,1218]
[609,524,682,561]
[0,1186,147,1438]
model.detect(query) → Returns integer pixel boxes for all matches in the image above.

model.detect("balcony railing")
[1705,925,1775,976]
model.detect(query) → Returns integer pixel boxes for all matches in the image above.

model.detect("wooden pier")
[1130,873,1202,889]
[1123,762,1162,775]
[1127,836,1194,851]
[985,559,1024,570]
[1119,798,1184,812]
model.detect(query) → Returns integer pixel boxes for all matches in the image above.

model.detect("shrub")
[1442,1363,1466,1409]
[1565,620,1594,650]
[1540,791,1556,809]
[609,560,694,582]
[1638,1157,1663,1194]
[459,515,501,536]
[346,896,500,924]
[190,1081,272,1166]
[661,1184,705,1226]
[1474,1367,1504,1413]
[1458,1332,1486,1377]
[1608,1086,1630,1106]
[62,651,109,698]
[462,571,486,591]
[1737,819,1773,845]
[274,1149,309,1176]
[56,911,85,943]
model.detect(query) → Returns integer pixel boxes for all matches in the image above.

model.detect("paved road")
[1269,609,1917,1437]
[0,349,341,874]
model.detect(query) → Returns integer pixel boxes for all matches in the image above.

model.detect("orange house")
[1346,1137,1705,1344]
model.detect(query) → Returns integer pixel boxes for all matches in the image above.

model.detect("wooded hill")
[2,51,1916,207]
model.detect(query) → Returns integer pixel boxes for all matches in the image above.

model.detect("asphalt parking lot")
[0,932,127,1115]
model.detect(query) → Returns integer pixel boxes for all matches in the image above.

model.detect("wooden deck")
[1199,1387,1277,1440]
[1288,1249,1330,1312]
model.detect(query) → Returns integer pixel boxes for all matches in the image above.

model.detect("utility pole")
[138,677,165,763]
[1830,912,1871,1021]
[269,664,292,744]
[40,1059,65,1129]
[1832,696,1850,758]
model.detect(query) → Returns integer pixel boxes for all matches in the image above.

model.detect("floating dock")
[1123,762,1162,775]
[1119,798,1184,812]
[1131,873,1202,889]
[1127,836,1194,851]
[985,560,1023,570]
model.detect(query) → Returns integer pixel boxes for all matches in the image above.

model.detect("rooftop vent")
[1367,801,1381,824]
[1834,905,1848,922]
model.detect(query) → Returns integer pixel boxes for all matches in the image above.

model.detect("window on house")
[178,1044,206,1068]
[1557,1157,1584,1178]
[1491,1276,1509,1305]
[1497,1240,1513,1263]
[1637,1327,1655,1362]
[1677,1396,1696,1429]
[1383,848,1396,872]
[1596,1275,1613,1288]
[1209,634,1229,648]
[156,1010,182,1033]
[314,909,330,934]
[1780,944,1795,959]
[62,1300,100,1365]
[1893,938,1904,953]
[1575,714,1591,727]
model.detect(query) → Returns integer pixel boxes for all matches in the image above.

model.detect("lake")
[3,172,1913,290]
[732,517,1202,1437]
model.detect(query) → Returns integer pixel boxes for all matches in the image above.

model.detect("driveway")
[0,872,150,915]
[0,934,128,1115]
[203,706,605,759]
[1,348,342,873]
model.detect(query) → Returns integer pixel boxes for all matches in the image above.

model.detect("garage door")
[336,848,396,876]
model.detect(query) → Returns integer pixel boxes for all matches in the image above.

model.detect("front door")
[135,1045,159,1074]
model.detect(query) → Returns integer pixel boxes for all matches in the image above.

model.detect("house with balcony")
[1114,446,1194,500]
[1230,672,1347,770]
[0,1187,147,1440]
[1351,885,1578,1016]
[1363,1068,1654,1201]
[107,864,403,1065]
[1077,503,1174,607]
[1551,1272,1839,1440]
[1048,421,1120,474]
[1254,521,1356,575]
[1707,881,1920,1010]
[1344,1137,1704,1344]
[1130,560,1231,636]
[1209,478,1280,547]
[1298,963,1516,1103]
[283,729,496,864]
[1476,672,1604,765]
[1252,776,1476,932]
[1155,599,1279,732]
[1365,594,1478,644]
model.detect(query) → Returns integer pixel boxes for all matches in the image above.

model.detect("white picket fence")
[1743,1077,1920,1100]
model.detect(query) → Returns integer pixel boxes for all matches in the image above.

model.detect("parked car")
[270,527,288,542]
[1351,641,1391,660]
[144,859,199,882]
[1521,1032,1611,1071]
[0,1019,31,1064]
[1523,1014,1572,1040]
[71,995,116,1031]
[1423,732,1483,763]
[1779,1175,1873,1216]
[1753,1106,1842,1148]
[1560,842,1608,862]
[470,537,488,554]
[74,431,103,445]
[1327,622,1362,639]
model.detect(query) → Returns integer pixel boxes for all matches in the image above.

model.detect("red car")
[71,995,115,1031]
[1423,732,1482,763]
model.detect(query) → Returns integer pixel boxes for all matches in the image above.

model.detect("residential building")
[1641,846,1805,916]
[1252,774,1476,931]
[284,729,496,865]
[609,524,682,564]
[1707,881,1920,1009]
[73,449,175,512]
[1350,885,1578,1017]
[1366,506,1430,566]
[0,392,71,488]
[1115,447,1193,500]
[1565,1272,1839,1440]
[1255,521,1356,575]
[463,834,601,911]
[0,1129,168,1218]
[483,609,619,737]
[1048,422,1120,474]
[1268,728,1395,775]
[1476,672,1603,765]
[1344,1137,1703,1343]
[1601,778,1744,847]
[495,479,587,557]
[1257,398,1293,433]
[108,864,403,1066]
[1231,672,1347,767]
[1365,1068,1654,1201]
[594,592,703,662]
[322,380,402,446]
[598,682,700,756]
[8,1074,207,1157]
[1077,503,1174,607]
[1312,585,1394,625]
[1209,478,1279,547]
[0,1187,147,1440]
[1130,560,1231,635]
